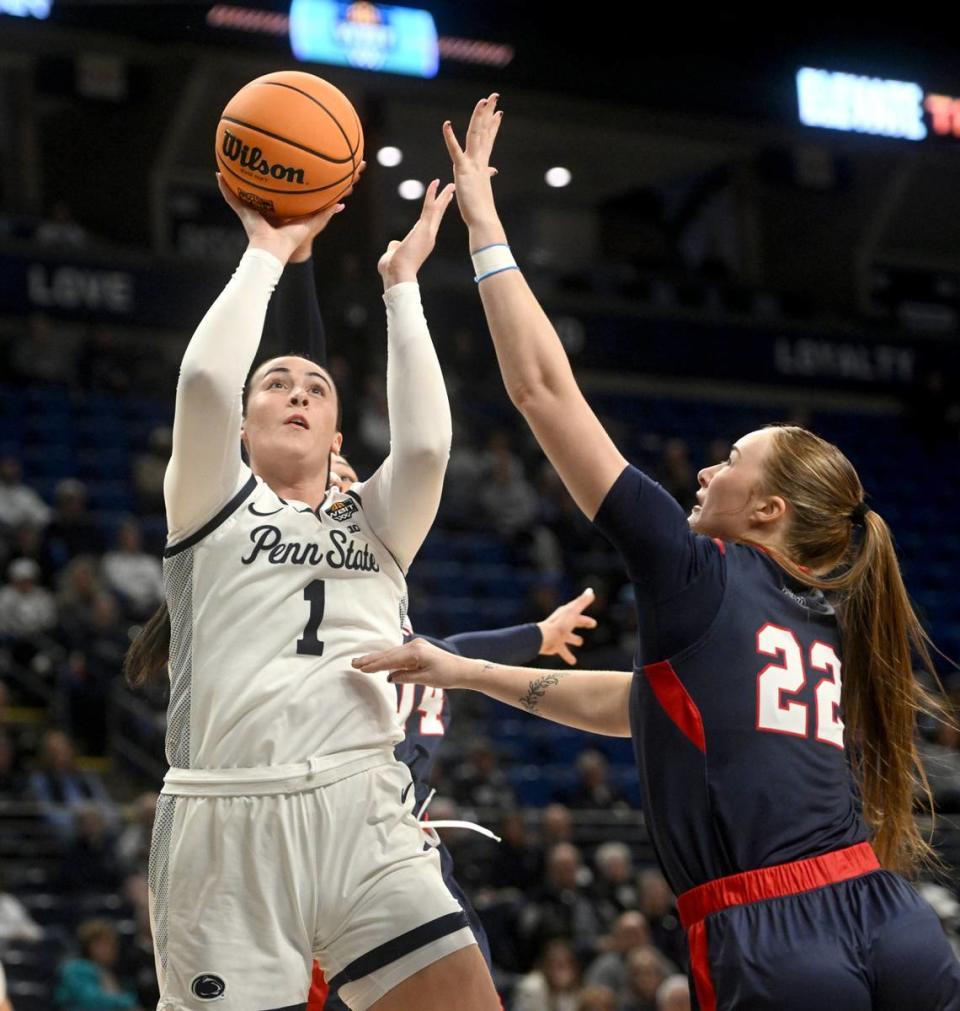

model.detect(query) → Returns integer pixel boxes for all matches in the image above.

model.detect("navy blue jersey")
[394,623,541,811]
[594,465,867,895]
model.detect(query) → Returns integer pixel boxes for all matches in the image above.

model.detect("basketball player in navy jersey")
[353,97,960,1010]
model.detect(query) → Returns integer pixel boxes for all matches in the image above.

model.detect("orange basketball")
[215,71,363,219]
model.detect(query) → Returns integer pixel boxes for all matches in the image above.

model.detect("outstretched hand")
[217,163,364,264]
[353,638,472,689]
[537,588,598,665]
[443,93,502,228]
[377,179,456,290]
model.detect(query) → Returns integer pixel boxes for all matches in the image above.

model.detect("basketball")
[215,70,364,219]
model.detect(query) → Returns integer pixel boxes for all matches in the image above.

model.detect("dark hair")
[125,352,342,689]
[758,425,945,874]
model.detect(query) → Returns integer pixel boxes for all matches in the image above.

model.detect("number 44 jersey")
[162,469,406,774]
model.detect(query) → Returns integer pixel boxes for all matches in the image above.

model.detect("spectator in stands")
[576,985,617,1011]
[0,957,9,1011]
[59,802,124,897]
[36,200,88,249]
[117,874,159,1008]
[61,592,128,754]
[0,456,51,533]
[10,313,78,386]
[0,864,43,942]
[491,810,542,891]
[54,918,140,1010]
[480,435,539,542]
[621,946,674,1011]
[131,425,170,516]
[512,938,581,1011]
[56,557,106,647]
[541,802,575,848]
[584,909,651,993]
[27,730,114,840]
[590,841,640,930]
[100,520,163,620]
[6,521,56,588]
[521,843,600,965]
[637,869,686,971]
[656,975,691,1011]
[43,480,103,569]
[0,559,57,657]
[116,792,157,875]
[452,736,516,815]
[558,749,628,811]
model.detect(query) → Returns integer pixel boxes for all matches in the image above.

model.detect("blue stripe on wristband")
[469,242,510,255]
[474,265,520,283]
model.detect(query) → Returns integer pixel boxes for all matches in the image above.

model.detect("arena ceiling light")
[545,167,572,188]
[377,146,403,168]
[398,179,425,200]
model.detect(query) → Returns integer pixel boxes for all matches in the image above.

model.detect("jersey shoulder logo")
[327,499,359,523]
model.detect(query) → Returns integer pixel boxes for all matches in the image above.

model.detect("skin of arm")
[353,638,631,738]
[445,96,628,520]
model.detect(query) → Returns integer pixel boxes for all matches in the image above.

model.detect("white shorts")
[148,753,475,1010]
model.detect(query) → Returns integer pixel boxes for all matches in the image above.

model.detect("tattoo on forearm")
[518,671,571,714]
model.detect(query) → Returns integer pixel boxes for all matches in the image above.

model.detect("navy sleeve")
[594,464,726,660]
[264,259,327,365]
[405,632,462,656]
[446,624,543,665]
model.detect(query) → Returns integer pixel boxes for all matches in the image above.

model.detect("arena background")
[0,3,959,1008]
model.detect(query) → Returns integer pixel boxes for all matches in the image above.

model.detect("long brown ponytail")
[758,425,942,875]
[123,602,171,688]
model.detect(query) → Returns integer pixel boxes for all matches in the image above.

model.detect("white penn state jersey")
[163,466,406,772]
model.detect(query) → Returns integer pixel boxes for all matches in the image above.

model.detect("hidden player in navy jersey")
[354,96,960,1010]
[262,256,597,1011]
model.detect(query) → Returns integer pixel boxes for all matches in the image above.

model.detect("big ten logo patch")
[327,498,359,523]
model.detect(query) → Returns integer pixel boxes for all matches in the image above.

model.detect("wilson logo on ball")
[221,130,306,185]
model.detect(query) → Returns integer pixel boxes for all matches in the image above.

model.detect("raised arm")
[353,638,631,738]
[164,178,346,541]
[445,96,627,520]
[352,181,456,571]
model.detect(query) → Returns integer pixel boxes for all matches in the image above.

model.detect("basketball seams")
[255,80,359,157]
[220,116,355,165]
[215,152,356,196]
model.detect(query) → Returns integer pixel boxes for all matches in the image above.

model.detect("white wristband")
[471,243,518,283]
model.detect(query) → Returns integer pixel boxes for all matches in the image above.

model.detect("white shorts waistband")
[161,748,395,797]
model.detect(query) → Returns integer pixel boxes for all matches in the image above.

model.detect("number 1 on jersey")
[296,579,325,656]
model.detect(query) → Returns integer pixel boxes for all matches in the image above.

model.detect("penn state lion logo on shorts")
[191,973,226,1000]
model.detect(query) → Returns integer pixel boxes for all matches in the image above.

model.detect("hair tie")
[849,501,869,525]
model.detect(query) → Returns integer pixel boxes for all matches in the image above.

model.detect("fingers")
[577,616,599,630]
[568,634,584,648]
[559,647,578,666]
[352,645,413,672]
[442,120,464,161]
[216,173,251,218]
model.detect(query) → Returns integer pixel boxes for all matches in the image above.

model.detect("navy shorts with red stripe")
[681,846,960,1010]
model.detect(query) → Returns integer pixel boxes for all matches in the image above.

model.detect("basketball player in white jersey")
[142,176,500,1010]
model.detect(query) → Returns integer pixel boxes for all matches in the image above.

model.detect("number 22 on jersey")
[755,623,844,749]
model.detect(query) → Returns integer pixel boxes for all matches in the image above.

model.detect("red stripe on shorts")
[677,842,880,929]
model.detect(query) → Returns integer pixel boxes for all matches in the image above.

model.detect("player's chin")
[688,505,703,531]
